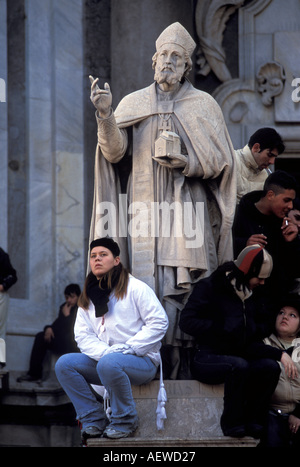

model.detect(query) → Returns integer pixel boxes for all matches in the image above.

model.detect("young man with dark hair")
[248,127,285,155]
[235,127,285,203]
[232,170,300,299]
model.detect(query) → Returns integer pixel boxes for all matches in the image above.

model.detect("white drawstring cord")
[103,388,112,421]
[156,353,167,430]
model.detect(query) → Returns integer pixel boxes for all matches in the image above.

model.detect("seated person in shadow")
[18,283,81,382]
[248,294,300,447]
[179,245,280,439]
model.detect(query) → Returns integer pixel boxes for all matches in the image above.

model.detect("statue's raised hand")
[89,75,112,118]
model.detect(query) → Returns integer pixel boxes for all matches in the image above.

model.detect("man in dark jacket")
[232,170,300,299]
[179,245,280,439]
[17,283,81,382]
[0,247,17,365]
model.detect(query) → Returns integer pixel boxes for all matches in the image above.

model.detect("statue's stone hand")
[89,75,112,118]
[152,153,187,169]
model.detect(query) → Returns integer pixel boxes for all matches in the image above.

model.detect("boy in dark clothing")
[232,170,300,299]
[17,283,81,382]
[179,245,279,439]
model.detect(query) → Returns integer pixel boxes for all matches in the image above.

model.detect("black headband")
[90,237,120,257]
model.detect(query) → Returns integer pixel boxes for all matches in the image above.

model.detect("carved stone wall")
[1,0,86,371]
[208,0,300,173]
[110,0,195,106]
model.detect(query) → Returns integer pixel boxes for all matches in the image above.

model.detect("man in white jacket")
[235,127,285,203]
[55,237,168,442]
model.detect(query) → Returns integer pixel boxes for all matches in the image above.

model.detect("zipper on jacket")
[242,301,247,343]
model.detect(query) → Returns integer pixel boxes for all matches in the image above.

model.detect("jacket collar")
[240,145,261,173]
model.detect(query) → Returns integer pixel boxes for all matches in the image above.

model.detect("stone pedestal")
[87,380,258,447]
[0,375,258,447]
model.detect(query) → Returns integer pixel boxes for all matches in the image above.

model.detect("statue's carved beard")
[154,66,183,86]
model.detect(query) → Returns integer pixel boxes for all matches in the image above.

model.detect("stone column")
[0,0,8,246]
[5,0,86,371]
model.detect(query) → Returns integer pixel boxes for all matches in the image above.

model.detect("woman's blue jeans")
[55,352,157,433]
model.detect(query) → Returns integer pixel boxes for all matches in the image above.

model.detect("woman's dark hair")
[279,294,300,315]
[278,294,300,337]
[78,262,129,310]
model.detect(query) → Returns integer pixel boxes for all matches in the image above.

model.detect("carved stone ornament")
[256,61,286,106]
[195,0,245,82]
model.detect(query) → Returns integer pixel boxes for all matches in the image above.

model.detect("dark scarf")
[86,269,119,318]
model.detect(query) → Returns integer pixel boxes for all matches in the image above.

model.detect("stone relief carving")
[210,0,300,152]
[195,0,245,82]
[229,100,249,123]
[256,61,286,106]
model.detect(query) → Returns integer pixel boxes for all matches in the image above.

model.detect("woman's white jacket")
[74,275,168,366]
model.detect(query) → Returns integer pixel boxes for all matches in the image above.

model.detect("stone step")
[87,380,258,447]
[87,436,257,447]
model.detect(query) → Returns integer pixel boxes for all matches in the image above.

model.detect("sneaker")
[103,421,138,439]
[81,425,104,441]
[103,427,130,439]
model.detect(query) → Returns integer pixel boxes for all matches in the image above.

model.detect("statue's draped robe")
[89,80,236,378]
